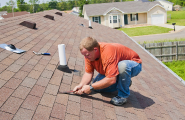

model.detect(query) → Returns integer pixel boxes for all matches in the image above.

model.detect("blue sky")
[0,0,47,7]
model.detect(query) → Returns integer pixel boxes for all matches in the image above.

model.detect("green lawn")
[167,11,185,26]
[163,60,185,81]
[118,26,173,37]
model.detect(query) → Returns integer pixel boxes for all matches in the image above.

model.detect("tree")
[29,0,40,13]
[0,6,12,13]
[17,0,27,11]
[6,0,16,6]
[48,0,58,9]
[179,0,185,6]
[38,3,49,12]
[57,1,67,11]
[6,0,17,13]
[29,0,39,4]
[78,0,89,17]
[66,0,75,10]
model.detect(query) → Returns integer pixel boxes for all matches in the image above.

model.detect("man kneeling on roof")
[73,36,142,106]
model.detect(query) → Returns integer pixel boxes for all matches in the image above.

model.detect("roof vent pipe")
[79,24,84,27]
[57,44,71,73]
[88,20,93,29]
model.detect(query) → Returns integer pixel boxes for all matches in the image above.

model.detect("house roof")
[72,7,80,12]
[1,11,30,19]
[84,1,163,16]
[70,11,80,16]
[0,9,185,119]
[135,0,150,2]
[155,0,174,4]
[0,11,7,16]
[63,10,73,14]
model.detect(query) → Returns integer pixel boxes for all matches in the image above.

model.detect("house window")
[110,16,112,23]
[118,15,120,23]
[130,13,138,21]
[132,14,136,21]
[113,16,117,23]
[93,16,101,24]
[94,17,99,23]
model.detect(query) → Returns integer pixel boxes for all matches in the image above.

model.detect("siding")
[128,13,147,25]
[147,5,167,24]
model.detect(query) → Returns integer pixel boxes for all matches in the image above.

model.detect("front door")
[124,14,128,25]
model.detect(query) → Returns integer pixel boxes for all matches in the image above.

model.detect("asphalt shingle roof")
[0,9,185,120]
[84,1,163,16]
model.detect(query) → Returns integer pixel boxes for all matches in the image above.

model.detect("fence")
[140,41,185,62]
[167,14,171,20]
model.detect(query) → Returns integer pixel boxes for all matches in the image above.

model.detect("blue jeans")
[92,60,142,98]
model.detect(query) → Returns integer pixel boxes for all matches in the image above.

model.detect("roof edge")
[158,0,174,4]
[148,4,166,12]
[103,7,124,16]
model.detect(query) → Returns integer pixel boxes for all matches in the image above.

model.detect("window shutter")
[99,16,101,24]
[93,17,95,22]
[130,14,132,21]
[136,13,138,21]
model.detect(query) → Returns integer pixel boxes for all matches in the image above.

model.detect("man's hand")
[81,85,91,94]
[73,72,94,95]
[73,84,83,95]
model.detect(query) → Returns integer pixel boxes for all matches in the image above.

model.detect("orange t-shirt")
[85,42,142,78]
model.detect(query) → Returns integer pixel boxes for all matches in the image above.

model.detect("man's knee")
[118,61,127,74]
[93,74,105,83]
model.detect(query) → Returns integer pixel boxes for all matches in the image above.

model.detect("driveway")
[131,24,185,43]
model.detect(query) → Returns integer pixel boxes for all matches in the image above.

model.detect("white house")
[83,1,167,28]
[0,11,7,20]
[72,7,80,12]
[155,0,174,11]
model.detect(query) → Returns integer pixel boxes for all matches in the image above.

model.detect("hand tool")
[33,51,50,55]
[58,90,74,94]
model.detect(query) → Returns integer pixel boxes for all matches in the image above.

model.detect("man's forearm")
[91,76,117,90]
[79,72,94,86]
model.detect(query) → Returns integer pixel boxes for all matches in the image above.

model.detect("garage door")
[151,14,164,25]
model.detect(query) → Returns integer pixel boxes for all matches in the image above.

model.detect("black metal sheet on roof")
[19,21,36,29]
[44,15,54,20]
[55,12,62,16]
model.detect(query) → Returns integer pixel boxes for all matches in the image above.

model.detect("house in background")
[173,4,181,11]
[0,11,29,20]
[72,7,80,13]
[70,7,80,16]
[0,11,7,20]
[155,0,174,11]
[83,1,167,28]
[63,7,80,16]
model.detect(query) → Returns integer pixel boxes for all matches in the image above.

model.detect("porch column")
[104,15,106,26]
[112,15,113,28]
[135,14,137,25]
[122,14,125,27]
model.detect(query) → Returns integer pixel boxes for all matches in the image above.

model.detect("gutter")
[121,31,185,86]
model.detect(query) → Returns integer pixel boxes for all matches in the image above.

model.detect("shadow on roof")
[79,90,155,109]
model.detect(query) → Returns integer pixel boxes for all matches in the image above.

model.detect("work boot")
[110,96,127,106]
